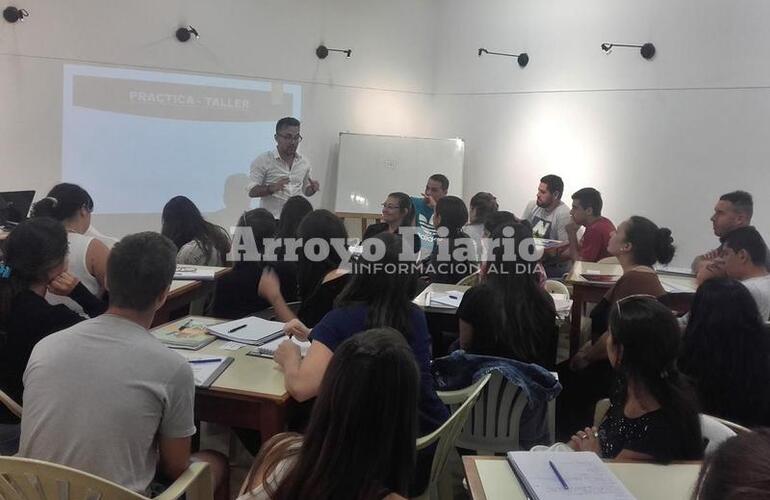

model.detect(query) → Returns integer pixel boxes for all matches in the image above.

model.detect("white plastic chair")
[597,256,620,265]
[413,374,491,500]
[438,371,556,455]
[544,279,570,298]
[455,272,479,287]
[0,456,212,500]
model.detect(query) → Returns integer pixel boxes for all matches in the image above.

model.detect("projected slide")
[62,64,302,214]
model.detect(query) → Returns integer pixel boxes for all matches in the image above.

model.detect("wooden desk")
[413,283,471,314]
[464,456,700,500]
[172,337,291,440]
[152,267,232,327]
[565,262,697,356]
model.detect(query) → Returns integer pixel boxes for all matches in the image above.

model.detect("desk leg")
[260,403,287,440]
[570,287,584,357]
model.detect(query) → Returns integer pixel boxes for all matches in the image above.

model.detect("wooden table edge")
[463,456,488,500]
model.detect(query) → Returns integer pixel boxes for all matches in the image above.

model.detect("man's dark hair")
[428,174,449,192]
[724,226,768,267]
[275,117,300,133]
[720,191,753,219]
[107,232,177,311]
[572,187,603,216]
[540,175,564,199]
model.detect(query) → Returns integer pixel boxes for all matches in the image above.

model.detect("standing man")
[411,174,449,256]
[522,174,571,277]
[565,187,616,263]
[248,117,320,218]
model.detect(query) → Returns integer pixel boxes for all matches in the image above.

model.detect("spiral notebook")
[248,336,311,359]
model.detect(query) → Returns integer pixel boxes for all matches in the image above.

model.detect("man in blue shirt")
[411,174,449,257]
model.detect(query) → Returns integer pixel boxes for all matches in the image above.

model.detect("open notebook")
[206,317,285,345]
[506,451,635,500]
[248,336,312,359]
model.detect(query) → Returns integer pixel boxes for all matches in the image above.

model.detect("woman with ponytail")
[558,215,677,438]
[0,218,106,454]
[568,296,703,462]
[31,183,110,315]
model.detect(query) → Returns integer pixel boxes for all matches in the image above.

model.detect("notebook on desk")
[151,316,220,350]
[174,265,218,280]
[184,356,234,388]
[248,336,311,359]
[506,451,635,500]
[206,316,285,345]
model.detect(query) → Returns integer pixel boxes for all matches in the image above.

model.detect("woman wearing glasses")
[557,215,676,438]
[247,117,320,218]
[363,193,417,245]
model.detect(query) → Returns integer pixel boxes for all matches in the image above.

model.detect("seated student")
[680,278,770,428]
[363,192,417,243]
[422,195,474,285]
[693,190,754,283]
[463,192,498,255]
[271,195,313,303]
[31,183,110,315]
[212,208,276,319]
[274,232,448,494]
[565,187,616,263]
[18,232,228,498]
[557,216,675,437]
[161,195,231,266]
[692,429,770,500]
[411,174,449,257]
[522,174,572,277]
[239,329,417,500]
[721,226,770,320]
[457,221,557,369]
[259,210,351,338]
[0,217,106,455]
[568,296,703,462]
[483,211,547,287]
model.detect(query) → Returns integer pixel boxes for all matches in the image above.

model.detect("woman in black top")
[272,196,313,303]
[568,296,703,462]
[259,210,350,339]
[363,192,417,245]
[421,196,475,285]
[456,221,557,368]
[680,278,770,427]
[0,218,106,454]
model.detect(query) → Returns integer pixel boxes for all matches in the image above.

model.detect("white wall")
[3,0,770,266]
[0,0,439,236]
[431,0,770,266]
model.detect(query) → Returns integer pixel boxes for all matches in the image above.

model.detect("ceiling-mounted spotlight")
[316,44,352,59]
[175,25,199,42]
[601,42,656,60]
[3,6,28,23]
[478,48,529,67]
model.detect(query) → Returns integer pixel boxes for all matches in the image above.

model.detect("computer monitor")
[0,190,35,227]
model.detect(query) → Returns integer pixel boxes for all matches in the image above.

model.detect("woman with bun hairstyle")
[31,183,110,315]
[557,215,676,438]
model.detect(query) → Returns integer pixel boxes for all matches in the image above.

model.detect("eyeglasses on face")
[277,133,303,142]
[381,203,401,210]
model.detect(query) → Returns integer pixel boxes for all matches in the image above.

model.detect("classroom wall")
[0,0,439,236]
[3,0,770,266]
[430,0,770,266]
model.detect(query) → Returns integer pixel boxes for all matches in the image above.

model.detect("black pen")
[549,460,569,489]
[228,324,247,333]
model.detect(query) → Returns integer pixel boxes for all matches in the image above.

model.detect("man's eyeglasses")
[277,133,303,143]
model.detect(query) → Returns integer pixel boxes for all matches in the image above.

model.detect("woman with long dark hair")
[680,278,770,427]
[569,296,703,462]
[31,183,110,315]
[463,191,498,254]
[363,192,416,239]
[271,196,313,303]
[161,195,230,265]
[0,218,106,454]
[258,210,350,338]
[422,195,474,284]
[238,329,418,500]
[457,221,557,368]
[274,232,448,493]
[275,196,313,240]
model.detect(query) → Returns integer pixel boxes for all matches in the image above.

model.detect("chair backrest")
[414,374,490,499]
[455,272,479,287]
[440,371,555,454]
[544,279,570,298]
[701,414,737,455]
[0,388,21,418]
[593,398,611,428]
[252,301,302,321]
[597,256,620,265]
[704,414,751,435]
[0,457,146,500]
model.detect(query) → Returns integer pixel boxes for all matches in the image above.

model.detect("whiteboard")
[334,133,465,214]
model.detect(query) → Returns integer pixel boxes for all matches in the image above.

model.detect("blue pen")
[189,358,222,364]
[549,460,569,490]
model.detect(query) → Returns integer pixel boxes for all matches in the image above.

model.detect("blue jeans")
[0,423,20,455]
